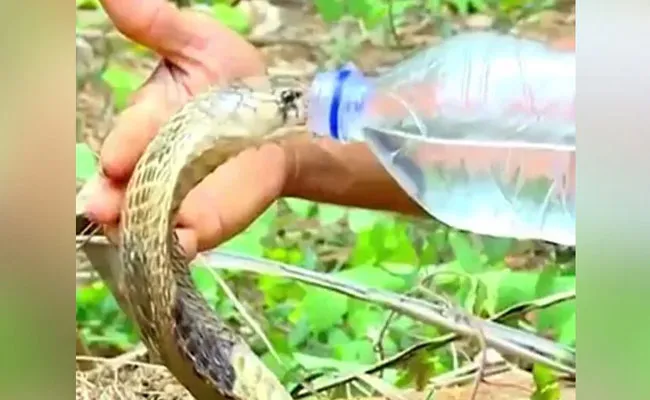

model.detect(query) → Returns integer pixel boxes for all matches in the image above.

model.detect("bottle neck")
[307,64,372,143]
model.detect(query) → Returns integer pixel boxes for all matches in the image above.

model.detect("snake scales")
[119,75,309,400]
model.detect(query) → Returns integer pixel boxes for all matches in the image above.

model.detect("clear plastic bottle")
[307,31,575,246]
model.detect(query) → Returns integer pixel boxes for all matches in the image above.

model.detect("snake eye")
[280,89,302,105]
[278,89,303,122]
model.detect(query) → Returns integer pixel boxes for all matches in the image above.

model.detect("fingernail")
[83,175,111,222]
[176,228,198,260]
[77,174,100,213]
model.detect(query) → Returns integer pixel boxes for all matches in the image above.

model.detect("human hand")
[85,0,295,258]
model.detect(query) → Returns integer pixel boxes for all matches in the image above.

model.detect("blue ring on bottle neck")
[328,68,353,140]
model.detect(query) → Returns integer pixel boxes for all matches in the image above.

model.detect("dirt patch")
[76,360,192,400]
[76,356,575,400]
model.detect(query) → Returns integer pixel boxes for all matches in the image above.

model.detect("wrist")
[279,137,426,216]
[280,136,327,199]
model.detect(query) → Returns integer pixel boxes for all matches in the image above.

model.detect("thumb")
[98,0,206,60]
[98,0,266,87]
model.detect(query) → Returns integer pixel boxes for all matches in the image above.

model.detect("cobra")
[118,75,308,400]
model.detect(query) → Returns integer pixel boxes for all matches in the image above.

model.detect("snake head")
[233,75,308,132]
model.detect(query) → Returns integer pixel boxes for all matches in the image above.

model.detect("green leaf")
[348,228,379,266]
[469,0,490,12]
[190,267,219,307]
[396,350,438,390]
[287,316,312,348]
[317,203,347,225]
[479,273,501,316]
[535,264,559,298]
[557,311,576,346]
[257,275,298,307]
[266,329,292,354]
[348,208,387,233]
[479,235,514,264]
[211,3,251,34]
[221,203,276,255]
[448,231,484,273]
[354,0,390,29]
[294,352,370,373]
[101,66,144,110]
[480,270,538,310]
[362,5,388,29]
[285,198,314,218]
[390,0,419,17]
[347,305,385,338]
[452,0,470,15]
[337,265,408,292]
[76,0,99,9]
[314,0,345,23]
[265,247,289,262]
[76,282,108,308]
[382,222,418,265]
[461,277,489,315]
[350,220,419,266]
[327,328,352,347]
[333,340,376,363]
[75,143,97,180]
[531,364,561,400]
[220,229,265,255]
[261,351,295,382]
[533,265,575,340]
[535,279,576,340]
[425,0,442,12]
[298,287,348,333]
[346,0,373,18]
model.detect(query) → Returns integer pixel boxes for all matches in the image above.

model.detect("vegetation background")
[75,0,576,398]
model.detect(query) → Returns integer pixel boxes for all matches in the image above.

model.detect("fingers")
[176,228,199,260]
[98,0,265,81]
[85,66,178,226]
[177,143,289,252]
[99,99,164,182]
[84,175,124,225]
[88,143,289,257]
[100,80,179,181]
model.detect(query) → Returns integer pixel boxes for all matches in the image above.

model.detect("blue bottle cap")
[307,63,371,142]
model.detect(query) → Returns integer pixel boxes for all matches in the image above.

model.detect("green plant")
[312,0,558,38]
[76,173,576,388]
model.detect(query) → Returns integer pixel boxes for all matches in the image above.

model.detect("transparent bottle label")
[364,127,575,245]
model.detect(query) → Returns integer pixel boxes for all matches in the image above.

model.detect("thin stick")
[79,235,575,374]
[200,261,284,366]
[200,249,576,374]
[373,309,397,375]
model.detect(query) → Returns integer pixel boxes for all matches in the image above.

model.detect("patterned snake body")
[119,76,308,400]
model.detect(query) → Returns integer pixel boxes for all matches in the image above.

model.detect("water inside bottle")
[363,124,575,246]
